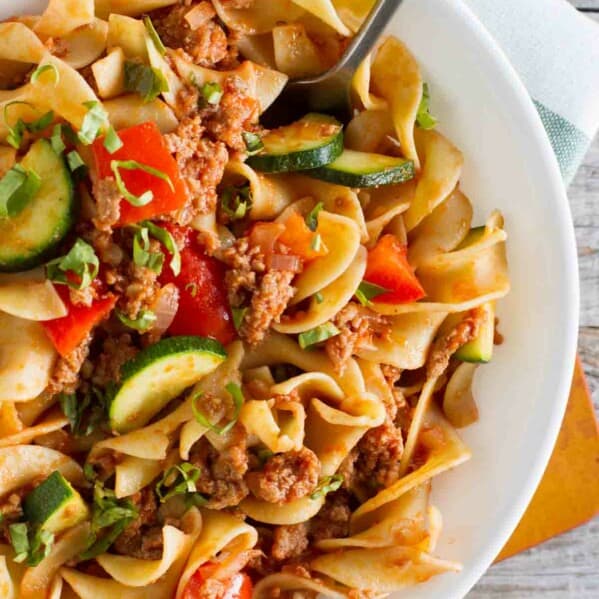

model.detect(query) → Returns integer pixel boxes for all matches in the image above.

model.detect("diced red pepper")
[91,122,188,226]
[159,226,236,346]
[42,286,117,356]
[183,564,252,599]
[278,212,328,262]
[364,234,426,304]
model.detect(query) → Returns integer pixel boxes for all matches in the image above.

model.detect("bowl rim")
[441,0,580,596]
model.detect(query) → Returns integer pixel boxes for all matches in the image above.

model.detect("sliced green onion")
[220,185,251,221]
[50,124,66,154]
[310,474,344,500]
[155,462,204,503]
[78,100,109,145]
[28,528,54,567]
[30,63,60,85]
[143,15,166,56]
[200,82,223,106]
[132,226,164,274]
[66,150,86,173]
[116,309,157,332]
[103,126,123,154]
[191,382,244,436]
[242,131,264,154]
[26,110,54,132]
[0,165,41,218]
[310,233,322,252]
[8,523,29,563]
[124,60,169,103]
[110,159,173,207]
[314,292,324,304]
[46,238,100,290]
[4,102,55,148]
[355,281,389,306]
[143,220,181,276]
[305,202,324,232]
[232,306,247,332]
[416,83,438,130]
[298,322,340,349]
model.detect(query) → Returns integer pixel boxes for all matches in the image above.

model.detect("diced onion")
[151,283,179,335]
[268,253,301,272]
[184,3,215,30]
[249,223,285,256]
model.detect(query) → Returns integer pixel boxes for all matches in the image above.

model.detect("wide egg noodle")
[0,445,84,498]
[0,313,57,402]
[211,0,306,35]
[408,188,473,268]
[274,245,367,334]
[103,94,179,133]
[370,37,423,169]
[403,128,465,231]
[0,407,68,449]
[352,53,388,111]
[0,270,67,321]
[114,455,164,499]
[96,509,202,587]
[310,545,461,593]
[253,572,347,599]
[33,0,94,38]
[332,0,375,32]
[19,523,90,599]
[95,0,178,20]
[0,545,27,599]
[106,13,148,60]
[175,509,258,599]
[272,24,324,79]
[443,361,480,429]
[58,18,109,70]
[290,211,361,304]
[91,47,126,99]
[290,0,351,36]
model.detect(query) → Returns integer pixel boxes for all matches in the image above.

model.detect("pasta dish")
[0,1,510,598]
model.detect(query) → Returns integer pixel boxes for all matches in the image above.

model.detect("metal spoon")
[262,0,402,126]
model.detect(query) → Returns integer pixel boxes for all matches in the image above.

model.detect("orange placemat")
[497,356,599,561]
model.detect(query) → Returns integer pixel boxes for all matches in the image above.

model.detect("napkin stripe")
[533,100,591,185]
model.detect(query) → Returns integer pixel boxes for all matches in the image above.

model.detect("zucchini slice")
[23,471,89,535]
[109,335,227,433]
[247,113,343,173]
[307,149,415,188]
[0,139,75,272]
[455,302,495,363]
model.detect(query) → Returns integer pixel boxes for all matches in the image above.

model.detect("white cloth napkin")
[465,0,599,184]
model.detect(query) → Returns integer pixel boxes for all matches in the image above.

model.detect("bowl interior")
[0,1,579,598]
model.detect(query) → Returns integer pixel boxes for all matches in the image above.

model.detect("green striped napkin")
[466,0,599,184]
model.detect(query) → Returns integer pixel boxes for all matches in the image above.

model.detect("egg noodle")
[0,1,509,598]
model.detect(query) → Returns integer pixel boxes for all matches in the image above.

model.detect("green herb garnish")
[78,101,109,145]
[143,15,166,56]
[103,126,123,154]
[155,462,206,505]
[30,63,60,85]
[191,382,244,436]
[59,386,111,437]
[200,81,223,106]
[354,281,389,306]
[231,307,247,332]
[0,165,41,218]
[46,238,99,290]
[124,60,169,103]
[220,184,251,221]
[242,131,264,154]
[305,202,324,232]
[116,309,157,332]
[298,322,340,349]
[416,83,438,130]
[8,522,54,566]
[143,220,181,276]
[310,474,344,500]
[110,159,173,207]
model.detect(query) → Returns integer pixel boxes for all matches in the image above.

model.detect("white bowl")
[1,0,579,597]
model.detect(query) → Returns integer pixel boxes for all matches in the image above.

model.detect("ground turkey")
[246,447,320,504]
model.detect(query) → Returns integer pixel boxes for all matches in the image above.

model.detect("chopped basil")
[4,102,55,149]
[314,292,324,304]
[242,131,264,154]
[30,63,60,85]
[124,60,169,103]
[0,165,41,218]
[220,184,251,221]
[59,386,110,437]
[256,448,274,465]
[111,159,173,207]
[46,238,99,290]
[143,15,166,56]
[231,306,247,332]
[191,382,244,436]
[305,202,324,232]
[80,482,138,560]
[116,309,157,332]
[133,226,164,273]
[200,81,223,106]
[143,220,181,276]
[155,462,206,504]
[103,126,123,154]
[78,100,109,145]
[66,150,86,174]
[185,282,198,297]
[8,522,54,567]
[416,83,438,130]
[310,474,344,500]
[298,322,340,349]
[310,233,322,252]
[355,281,389,306]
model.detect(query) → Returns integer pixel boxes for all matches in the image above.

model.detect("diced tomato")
[278,212,328,262]
[183,564,252,599]
[91,122,188,226]
[159,226,236,345]
[364,234,426,303]
[42,286,117,356]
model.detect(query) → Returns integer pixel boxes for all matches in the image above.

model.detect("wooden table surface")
[470,1,599,596]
